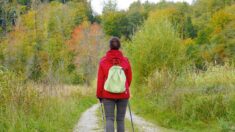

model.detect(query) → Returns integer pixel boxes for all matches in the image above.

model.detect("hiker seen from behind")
[96,36,132,132]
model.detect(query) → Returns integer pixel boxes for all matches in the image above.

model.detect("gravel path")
[74,104,173,132]
[126,110,164,132]
[73,104,102,132]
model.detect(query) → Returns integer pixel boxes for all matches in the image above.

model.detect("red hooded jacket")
[96,50,132,99]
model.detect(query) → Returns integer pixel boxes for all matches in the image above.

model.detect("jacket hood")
[105,50,124,64]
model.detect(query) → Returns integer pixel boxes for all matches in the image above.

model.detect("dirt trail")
[125,110,161,132]
[74,104,173,132]
[73,104,102,132]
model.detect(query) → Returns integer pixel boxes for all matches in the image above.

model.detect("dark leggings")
[102,98,128,132]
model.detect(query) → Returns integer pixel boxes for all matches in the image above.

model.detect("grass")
[3,95,95,132]
[130,65,235,132]
[0,70,96,131]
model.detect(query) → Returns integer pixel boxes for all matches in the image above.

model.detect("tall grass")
[132,65,235,131]
[0,68,96,131]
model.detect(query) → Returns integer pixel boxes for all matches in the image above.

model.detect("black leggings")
[102,98,128,132]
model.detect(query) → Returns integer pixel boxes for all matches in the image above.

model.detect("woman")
[96,36,132,132]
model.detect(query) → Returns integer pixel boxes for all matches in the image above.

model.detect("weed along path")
[73,104,174,132]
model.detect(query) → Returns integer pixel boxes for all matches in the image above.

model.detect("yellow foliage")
[21,11,36,30]
[148,7,177,24]
[211,10,232,29]
[182,38,194,46]
[213,27,222,34]
[224,4,235,17]
[202,50,212,61]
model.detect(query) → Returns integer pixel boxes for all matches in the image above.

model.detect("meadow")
[0,69,96,131]
[1,0,235,131]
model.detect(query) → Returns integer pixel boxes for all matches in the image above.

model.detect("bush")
[125,12,188,85]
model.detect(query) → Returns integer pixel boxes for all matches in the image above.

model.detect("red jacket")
[96,50,132,99]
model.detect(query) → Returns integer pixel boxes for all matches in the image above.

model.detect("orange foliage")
[67,22,102,51]
[66,21,106,68]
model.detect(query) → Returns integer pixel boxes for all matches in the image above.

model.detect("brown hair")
[109,36,121,50]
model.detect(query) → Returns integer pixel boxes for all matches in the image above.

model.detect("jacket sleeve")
[96,61,104,98]
[126,59,132,87]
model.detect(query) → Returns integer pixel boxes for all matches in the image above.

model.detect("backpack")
[104,59,126,93]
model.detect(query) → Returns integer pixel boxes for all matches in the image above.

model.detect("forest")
[0,0,235,131]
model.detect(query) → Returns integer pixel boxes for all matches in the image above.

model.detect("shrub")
[125,8,189,86]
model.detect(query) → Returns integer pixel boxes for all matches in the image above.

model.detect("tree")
[194,5,235,65]
[126,9,188,83]
[67,21,106,85]
[102,0,117,14]
[0,1,95,83]
[102,11,127,38]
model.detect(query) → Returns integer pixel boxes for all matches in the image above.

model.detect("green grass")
[0,70,96,131]
[2,96,96,132]
[130,65,235,132]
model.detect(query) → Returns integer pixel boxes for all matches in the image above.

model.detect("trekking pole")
[128,101,135,132]
[100,102,106,132]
